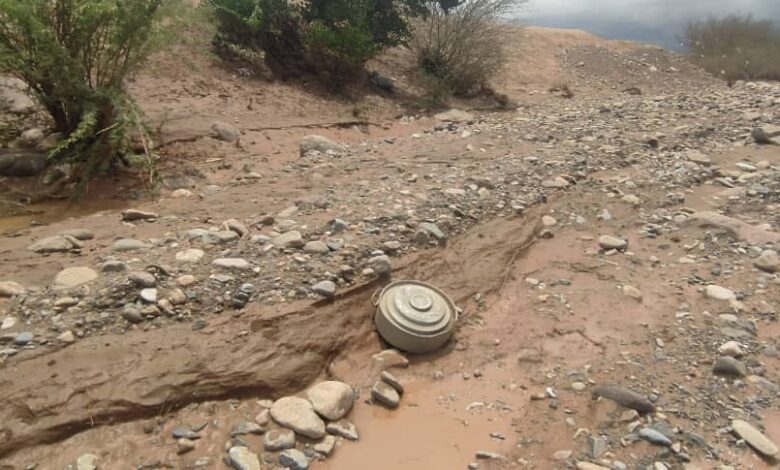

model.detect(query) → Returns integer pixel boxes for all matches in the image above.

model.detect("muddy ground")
[1,26,779,470]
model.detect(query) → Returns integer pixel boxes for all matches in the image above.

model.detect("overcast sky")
[514,0,780,48]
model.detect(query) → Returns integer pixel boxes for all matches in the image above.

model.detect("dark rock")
[713,356,747,377]
[0,151,47,177]
[592,386,655,413]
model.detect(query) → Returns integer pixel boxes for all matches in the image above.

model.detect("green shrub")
[683,15,780,81]
[0,0,176,189]
[210,0,438,84]
[409,0,520,96]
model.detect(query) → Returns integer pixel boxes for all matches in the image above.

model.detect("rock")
[176,248,205,264]
[751,125,780,145]
[231,421,265,436]
[14,331,33,345]
[0,281,25,297]
[279,449,309,470]
[314,435,337,456]
[28,235,78,253]
[121,209,158,222]
[177,437,197,454]
[419,222,446,242]
[177,274,196,287]
[327,420,359,441]
[270,396,327,439]
[228,446,261,470]
[19,128,44,147]
[754,249,779,273]
[592,386,655,413]
[129,270,156,288]
[718,341,744,357]
[263,428,296,451]
[0,151,47,177]
[171,188,193,198]
[304,240,330,254]
[58,330,76,343]
[223,219,249,237]
[622,285,642,301]
[100,260,127,273]
[553,449,573,460]
[140,288,158,304]
[372,349,409,370]
[576,463,609,470]
[713,356,747,377]
[587,436,606,458]
[542,177,570,189]
[111,238,150,252]
[312,280,337,298]
[172,426,201,439]
[371,380,400,409]
[273,231,305,249]
[639,427,672,446]
[621,195,640,206]
[299,134,346,156]
[731,419,778,457]
[59,229,94,240]
[122,308,144,324]
[369,255,392,276]
[705,285,736,301]
[213,258,251,271]
[166,288,188,306]
[330,218,348,233]
[687,211,780,245]
[54,267,98,290]
[76,453,98,470]
[380,371,404,394]
[307,381,355,420]
[434,109,473,123]
[541,215,557,226]
[211,121,240,142]
[686,150,711,165]
[475,451,506,460]
[598,235,627,251]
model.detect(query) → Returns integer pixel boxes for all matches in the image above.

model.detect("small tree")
[0,0,175,188]
[410,0,520,96]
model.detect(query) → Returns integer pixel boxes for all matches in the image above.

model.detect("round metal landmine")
[374,280,457,354]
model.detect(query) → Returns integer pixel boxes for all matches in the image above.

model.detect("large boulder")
[0,151,47,177]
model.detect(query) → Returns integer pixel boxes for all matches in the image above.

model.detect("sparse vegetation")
[0,0,178,191]
[409,0,520,97]
[683,15,780,82]
[209,0,431,84]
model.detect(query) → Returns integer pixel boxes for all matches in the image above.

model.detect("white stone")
[307,381,355,420]
[270,396,326,439]
[705,285,736,301]
[176,249,205,264]
[54,267,98,290]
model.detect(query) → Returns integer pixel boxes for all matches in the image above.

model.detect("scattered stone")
[713,356,747,377]
[307,381,355,420]
[754,249,779,273]
[0,281,25,297]
[687,211,780,245]
[434,109,473,123]
[718,341,745,357]
[592,386,655,413]
[177,438,197,454]
[622,285,643,301]
[380,371,404,394]
[14,331,33,345]
[28,235,79,253]
[264,428,296,451]
[542,177,570,189]
[541,215,557,226]
[731,419,778,458]
[598,235,627,251]
[270,396,327,439]
[279,448,309,470]
[372,349,409,370]
[172,426,201,440]
[228,446,261,470]
[314,435,337,456]
[111,238,150,252]
[121,209,158,222]
[553,450,573,461]
[224,218,249,237]
[231,421,264,436]
[140,288,158,304]
[368,255,392,275]
[101,260,127,273]
[76,454,98,470]
[273,231,305,249]
[327,420,359,441]
[639,427,672,446]
[686,150,711,165]
[576,464,609,470]
[299,134,346,156]
[371,380,400,409]
[122,308,144,324]
[475,451,506,460]
[304,240,330,254]
[213,258,251,271]
[171,188,193,198]
[751,125,780,145]
[129,270,156,288]
[587,436,607,458]
[211,121,240,142]
[705,285,736,301]
[176,248,205,264]
[58,330,76,343]
[54,267,98,290]
[419,222,446,242]
[312,280,337,298]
